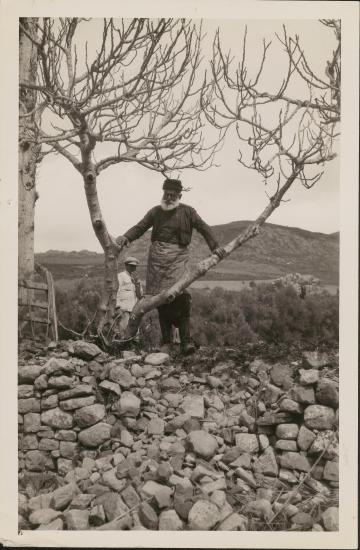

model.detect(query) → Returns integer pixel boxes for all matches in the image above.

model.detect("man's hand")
[213,247,226,260]
[109,235,128,254]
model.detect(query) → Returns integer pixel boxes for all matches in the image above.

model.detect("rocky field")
[18,340,339,531]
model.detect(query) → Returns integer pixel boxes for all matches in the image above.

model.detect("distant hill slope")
[36,221,339,284]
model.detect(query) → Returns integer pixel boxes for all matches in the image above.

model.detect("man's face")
[163,190,181,206]
[125,264,137,273]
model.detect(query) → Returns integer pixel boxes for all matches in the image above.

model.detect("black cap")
[163,178,182,193]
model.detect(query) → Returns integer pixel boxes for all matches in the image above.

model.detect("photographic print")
[0,1,358,548]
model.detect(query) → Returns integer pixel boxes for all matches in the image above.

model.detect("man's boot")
[157,306,173,353]
[178,316,196,355]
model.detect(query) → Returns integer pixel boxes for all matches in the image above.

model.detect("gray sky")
[34,19,339,252]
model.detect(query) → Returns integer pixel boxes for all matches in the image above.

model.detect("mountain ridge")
[35,221,339,284]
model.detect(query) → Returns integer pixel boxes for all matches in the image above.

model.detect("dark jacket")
[124,203,219,251]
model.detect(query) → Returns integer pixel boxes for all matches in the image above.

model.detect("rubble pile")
[18,340,339,531]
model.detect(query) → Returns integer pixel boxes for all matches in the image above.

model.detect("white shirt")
[116,271,138,312]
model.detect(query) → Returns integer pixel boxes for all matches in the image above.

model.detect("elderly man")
[115,256,143,337]
[112,178,225,353]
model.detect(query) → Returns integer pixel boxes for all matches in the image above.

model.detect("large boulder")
[74,404,106,428]
[188,500,220,530]
[72,341,102,360]
[41,408,73,429]
[304,405,335,430]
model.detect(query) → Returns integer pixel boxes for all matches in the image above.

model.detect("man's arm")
[123,208,155,243]
[191,208,219,251]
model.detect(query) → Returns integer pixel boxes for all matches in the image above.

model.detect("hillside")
[36,221,339,284]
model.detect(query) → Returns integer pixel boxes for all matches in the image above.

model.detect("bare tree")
[19,18,39,299]
[122,20,340,341]
[19,17,220,336]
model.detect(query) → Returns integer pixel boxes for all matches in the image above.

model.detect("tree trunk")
[18,18,39,299]
[124,169,301,339]
[80,157,119,334]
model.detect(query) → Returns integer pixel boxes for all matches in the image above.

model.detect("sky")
[33,18,339,252]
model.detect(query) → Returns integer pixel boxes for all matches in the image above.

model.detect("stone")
[60,396,96,411]
[302,350,330,369]
[43,357,74,376]
[252,447,278,477]
[23,412,41,433]
[70,494,95,510]
[304,405,335,430]
[229,453,252,470]
[139,501,158,529]
[279,399,302,414]
[202,478,227,494]
[118,391,141,417]
[41,408,73,429]
[95,492,128,523]
[321,507,339,531]
[279,468,298,484]
[102,469,126,492]
[290,512,313,529]
[144,352,169,366]
[34,374,48,391]
[159,509,183,530]
[64,509,89,530]
[180,395,205,418]
[141,481,173,509]
[39,438,59,451]
[148,417,165,435]
[57,458,74,476]
[29,508,62,526]
[18,385,34,398]
[89,504,106,527]
[297,425,316,451]
[263,383,284,405]
[109,364,135,388]
[308,431,338,458]
[270,364,293,388]
[323,461,339,482]
[275,423,299,440]
[57,384,94,400]
[37,518,63,530]
[256,411,295,425]
[245,499,273,522]
[234,433,259,453]
[78,423,112,447]
[55,430,77,442]
[74,404,106,428]
[279,452,311,472]
[316,379,339,408]
[239,410,256,431]
[188,500,221,530]
[18,398,41,414]
[235,467,257,488]
[299,369,319,385]
[206,375,223,388]
[275,439,298,451]
[41,394,58,410]
[59,441,77,459]
[18,364,43,383]
[217,513,248,531]
[164,393,183,407]
[99,380,121,395]
[48,375,74,389]
[289,385,315,405]
[121,485,140,508]
[160,377,181,391]
[72,340,102,360]
[25,450,49,471]
[187,430,218,459]
[120,429,134,447]
[51,482,80,510]
[20,434,38,450]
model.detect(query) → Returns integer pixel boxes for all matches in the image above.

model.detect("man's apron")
[146,241,190,295]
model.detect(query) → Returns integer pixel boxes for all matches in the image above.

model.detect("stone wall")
[18,341,339,531]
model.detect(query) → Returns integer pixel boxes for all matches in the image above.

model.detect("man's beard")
[160,198,180,211]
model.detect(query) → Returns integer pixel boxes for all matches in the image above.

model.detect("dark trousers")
[157,292,191,344]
